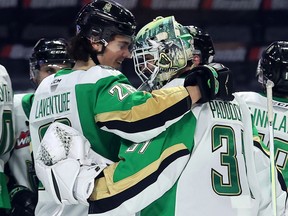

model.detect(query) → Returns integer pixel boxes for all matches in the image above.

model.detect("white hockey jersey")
[29,66,193,216]
[0,64,14,209]
[136,79,287,216]
[0,65,14,158]
[8,93,37,191]
[238,91,288,186]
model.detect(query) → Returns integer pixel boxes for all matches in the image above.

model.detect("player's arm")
[249,116,287,215]
[251,134,287,215]
[88,112,196,215]
[95,80,194,143]
[35,113,196,216]
[235,93,286,215]
[95,63,233,143]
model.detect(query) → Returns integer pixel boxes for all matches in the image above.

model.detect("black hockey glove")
[184,65,219,103]
[9,186,37,216]
[184,63,234,103]
[208,63,235,101]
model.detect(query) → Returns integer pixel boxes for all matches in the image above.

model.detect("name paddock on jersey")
[35,92,71,119]
[209,100,242,121]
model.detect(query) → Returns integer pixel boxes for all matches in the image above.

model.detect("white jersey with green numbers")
[0,65,14,158]
[0,64,14,209]
[8,93,37,191]
[133,79,287,216]
[87,78,287,216]
[29,65,192,216]
[238,91,288,186]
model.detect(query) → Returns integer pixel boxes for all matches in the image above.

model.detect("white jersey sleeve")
[0,64,14,209]
[8,93,36,191]
[0,64,14,158]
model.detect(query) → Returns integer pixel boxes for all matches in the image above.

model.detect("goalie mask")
[257,41,288,95]
[29,38,74,86]
[133,16,194,90]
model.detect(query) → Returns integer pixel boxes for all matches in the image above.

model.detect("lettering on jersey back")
[251,106,288,133]
[209,101,242,121]
[0,83,12,102]
[35,92,71,119]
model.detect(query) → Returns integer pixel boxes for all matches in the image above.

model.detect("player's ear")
[91,42,103,52]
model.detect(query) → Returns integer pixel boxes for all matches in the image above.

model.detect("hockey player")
[34,16,235,216]
[29,1,233,216]
[0,65,14,216]
[7,38,74,216]
[135,22,215,91]
[238,41,288,186]
[185,25,215,67]
[130,16,287,215]
[35,15,287,216]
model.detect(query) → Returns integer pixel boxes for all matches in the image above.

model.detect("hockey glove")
[184,65,219,103]
[35,122,108,205]
[9,186,37,216]
[208,63,235,101]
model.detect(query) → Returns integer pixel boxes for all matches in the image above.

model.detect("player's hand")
[184,63,234,103]
[184,64,219,103]
[208,63,234,101]
[9,186,37,216]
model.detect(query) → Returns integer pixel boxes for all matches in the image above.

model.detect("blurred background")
[0,0,287,93]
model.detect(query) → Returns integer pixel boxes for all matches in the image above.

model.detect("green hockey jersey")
[29,65,192,216]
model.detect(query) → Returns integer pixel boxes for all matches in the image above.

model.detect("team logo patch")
[15,130,30,149]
